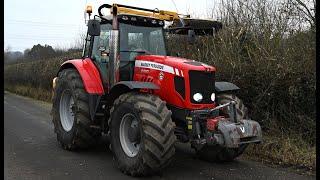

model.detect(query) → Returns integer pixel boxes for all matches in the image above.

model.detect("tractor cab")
[84,4,172,88]
[90,14,167,63]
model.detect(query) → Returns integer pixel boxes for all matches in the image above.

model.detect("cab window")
[91,24,112,63]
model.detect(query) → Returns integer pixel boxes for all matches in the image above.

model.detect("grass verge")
[243,133,316,175]
[5,84,52,103]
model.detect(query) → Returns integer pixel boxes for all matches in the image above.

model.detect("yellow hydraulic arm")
[99,3,188,22]
[95,3,222,33]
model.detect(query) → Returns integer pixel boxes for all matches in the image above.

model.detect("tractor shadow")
[157,142,252,179]
[73,138,254,179]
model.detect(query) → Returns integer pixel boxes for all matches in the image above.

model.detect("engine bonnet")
[135,55,216,72]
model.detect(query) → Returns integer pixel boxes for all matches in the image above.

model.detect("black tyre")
[217,94,248,120]
[109,92,176,176]
[52,68,99,150]
[197,94,248,162]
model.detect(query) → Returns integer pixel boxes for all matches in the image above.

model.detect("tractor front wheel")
[108,92,176,176]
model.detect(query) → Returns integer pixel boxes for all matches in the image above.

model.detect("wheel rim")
[119,113,141,157]
[59,89,75,132]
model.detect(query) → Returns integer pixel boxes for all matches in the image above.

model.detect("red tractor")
[51,4,262,176]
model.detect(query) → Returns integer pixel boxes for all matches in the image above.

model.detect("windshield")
[119,23,167,61]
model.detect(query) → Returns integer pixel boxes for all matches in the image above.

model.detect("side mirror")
[188,29,195,44]
[88,19,101,36]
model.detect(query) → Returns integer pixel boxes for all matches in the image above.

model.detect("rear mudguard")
[58,58,105,95]
[56,58,104,121]
[209,119,262,148]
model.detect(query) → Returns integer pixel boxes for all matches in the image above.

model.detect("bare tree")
[293,0,316,30]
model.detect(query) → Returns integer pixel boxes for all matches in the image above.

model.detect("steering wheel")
[129,45,152,54]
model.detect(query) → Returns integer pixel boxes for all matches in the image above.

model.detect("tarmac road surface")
[4,92,316,180]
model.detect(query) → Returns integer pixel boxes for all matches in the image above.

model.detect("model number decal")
[135,60,175,74]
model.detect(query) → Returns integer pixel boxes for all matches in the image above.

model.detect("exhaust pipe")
[108,5,120,89]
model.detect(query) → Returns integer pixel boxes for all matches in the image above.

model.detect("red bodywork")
[133,55,216,110]
[60,58,104,95]
[62,55,216,110]
[207,116,224,131]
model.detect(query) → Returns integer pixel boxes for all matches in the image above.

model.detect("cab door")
[90,23,112,90]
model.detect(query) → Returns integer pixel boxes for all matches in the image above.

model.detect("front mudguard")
[207,119,262,148]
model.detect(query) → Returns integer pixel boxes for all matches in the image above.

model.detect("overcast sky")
[4,0,218,52]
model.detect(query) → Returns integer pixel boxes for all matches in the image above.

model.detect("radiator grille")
[189,70,215,104]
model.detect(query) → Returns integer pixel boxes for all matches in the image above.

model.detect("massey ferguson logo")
[135,60,175,74]
[159,71,164,80]
[141,62,164,70]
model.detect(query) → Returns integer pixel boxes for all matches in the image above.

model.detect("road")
[4,92,316,180]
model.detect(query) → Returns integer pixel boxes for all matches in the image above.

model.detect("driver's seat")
[119,53,135,81]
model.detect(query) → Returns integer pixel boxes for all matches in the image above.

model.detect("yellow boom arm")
[109,3,186,22]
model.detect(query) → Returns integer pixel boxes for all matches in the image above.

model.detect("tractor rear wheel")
[196,94,248,162]
[52,69,99,150]
[108,92,176,176]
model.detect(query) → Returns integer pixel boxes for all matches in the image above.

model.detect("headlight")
[211,93,215,102]
[193,93,203,102]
